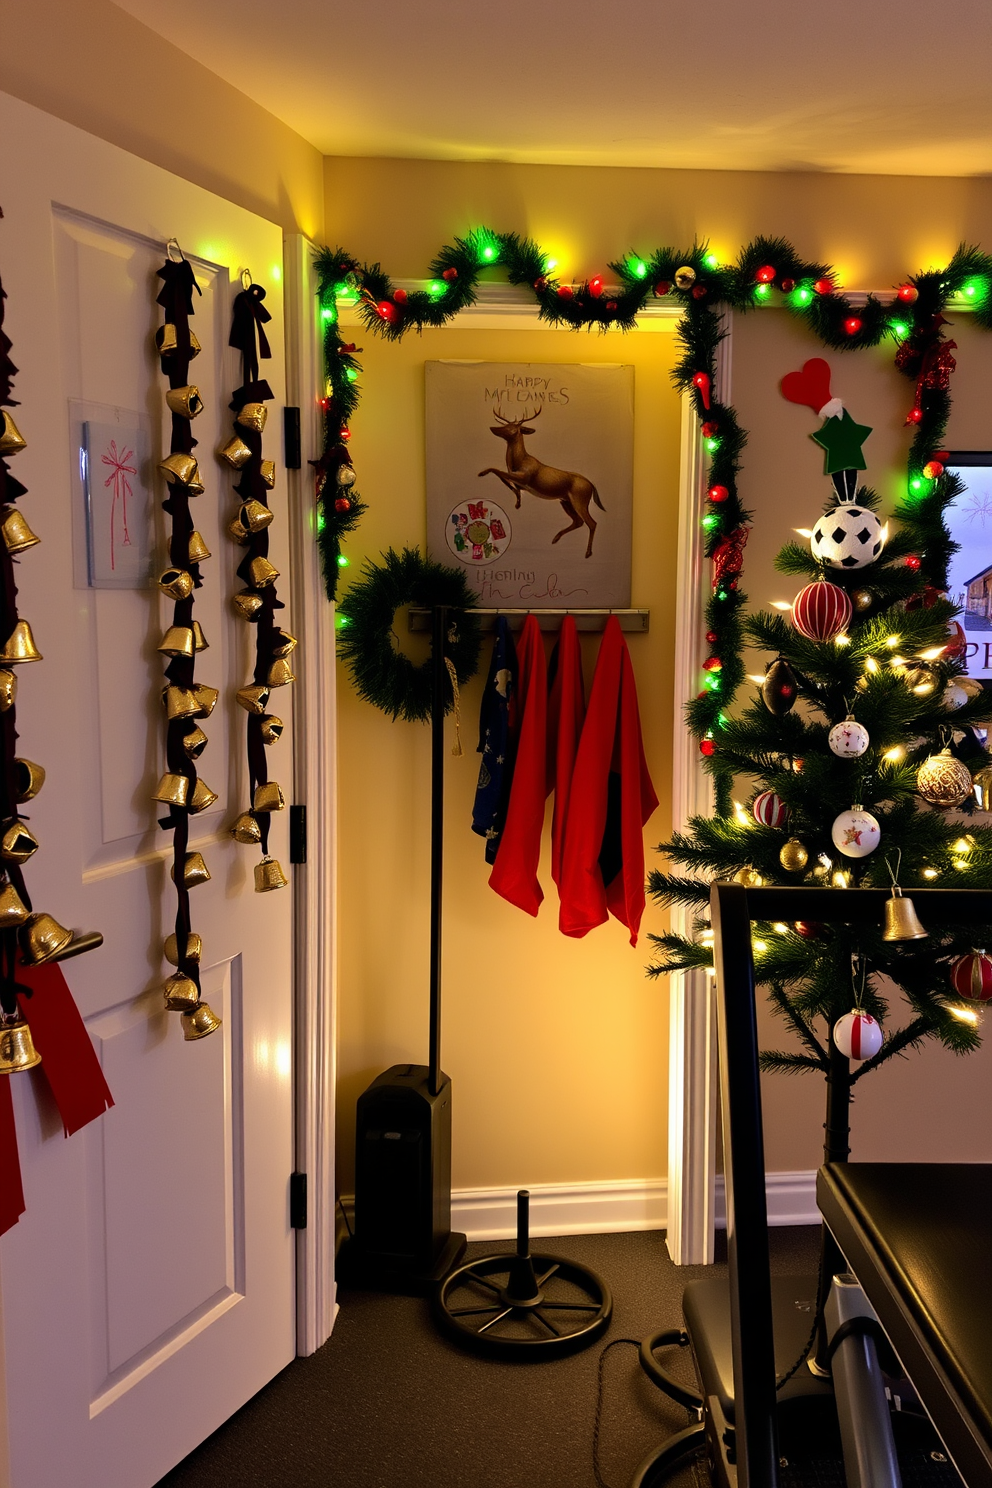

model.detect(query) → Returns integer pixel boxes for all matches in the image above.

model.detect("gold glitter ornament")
[674,266,697,290]
[779,838,809,873]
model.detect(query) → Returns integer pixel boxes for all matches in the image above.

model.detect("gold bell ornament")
[272,631,298,658]
[187,531,212,564]
[239,500,273,534]
[165,385,204,419]
[163,972,199,1012]
[0,621,41,664]
[163,685,199,719]
[172,852,211,889]
[218,435,252,469]
[253,781,285,813]
[0,883,29,927]
[237,684,269,715]
[0,1019,41,1074]
[1,508,41,554]
[188,778,218,814]
[13,759,45,802]
[260,460,276,489]
[0,671,16,712]
[192,684,219,717]
[231,811,262,844]
[152,772,189,807]
[157,567,194,601]
[0,414,27,456]
[248,556,279,588]
[191,620,209,652]
[266,658,295,688]
[158,626,195,659]
[181,1001,222,1040]
[973,765,992,812]
[259,714,283,745]
[227,517,249,546]
[254,857,288,893]
[917,747,972,808]
[157,452,204,493]
[233,590,264,620]
[182,725,209,759]
[154,324,201,359]
[235,402,267,433]
[164,930,202,966]
[20,912,74,965]
[0,823,39,864]
[882,853,928,943]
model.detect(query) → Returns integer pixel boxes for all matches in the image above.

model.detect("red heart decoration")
[781,357,833,412]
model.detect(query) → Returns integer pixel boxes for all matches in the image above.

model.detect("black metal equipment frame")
[709,884,992,1488]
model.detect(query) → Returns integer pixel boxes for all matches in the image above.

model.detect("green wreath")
[337,547,482,722]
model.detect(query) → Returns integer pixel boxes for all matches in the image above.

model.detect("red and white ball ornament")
[828,715,870,758]
[792,581,852,641]
[753,790,788,828]
[949,950,992,1002]
[831,805,881,858]
[833,1011,883,1061]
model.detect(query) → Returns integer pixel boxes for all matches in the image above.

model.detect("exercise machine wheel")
[434,1189,612,1358]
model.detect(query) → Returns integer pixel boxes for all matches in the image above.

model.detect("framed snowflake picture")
[945,452,992,681]
[81,416,154,588]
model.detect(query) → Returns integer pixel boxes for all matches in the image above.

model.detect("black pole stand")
[429,604,445,1099]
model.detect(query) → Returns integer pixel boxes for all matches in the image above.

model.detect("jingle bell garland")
[222,277,291,895]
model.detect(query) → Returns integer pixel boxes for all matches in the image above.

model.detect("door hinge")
[284,406,302,469]
[290,1171,308,1229]
[289,803,307,864]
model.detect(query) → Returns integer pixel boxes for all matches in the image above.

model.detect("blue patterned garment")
[471,616,518,865]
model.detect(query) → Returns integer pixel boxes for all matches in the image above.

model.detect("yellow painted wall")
[0,0,323,237]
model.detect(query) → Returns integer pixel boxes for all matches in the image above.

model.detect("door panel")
[0,90,295,1488]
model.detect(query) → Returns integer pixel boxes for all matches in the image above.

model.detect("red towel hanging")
[558,616,658,945]
[546,615,586,893]
[488,614,547,916]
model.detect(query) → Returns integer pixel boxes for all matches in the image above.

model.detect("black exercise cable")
[593,1338,707,1488]
[775,1253,825,1392]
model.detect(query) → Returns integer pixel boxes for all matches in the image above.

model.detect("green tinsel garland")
[337,547,481,723]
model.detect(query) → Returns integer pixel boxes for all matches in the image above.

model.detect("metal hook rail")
[407,606,649,633]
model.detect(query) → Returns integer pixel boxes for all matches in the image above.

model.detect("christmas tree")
[648,380,992,1171]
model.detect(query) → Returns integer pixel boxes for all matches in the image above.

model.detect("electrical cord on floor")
[776,1253,825,1392]
[592,1339,643,1488]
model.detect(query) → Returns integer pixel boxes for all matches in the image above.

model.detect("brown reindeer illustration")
[478,405,605,558]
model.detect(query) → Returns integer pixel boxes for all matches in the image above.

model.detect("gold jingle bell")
[231,811,262,844]
[271,630,298,658]
[0,1020,41,1074]
[237,684,269,715]
[164,930,202,966]
[0,883,29,927]
[155,324,201,360]
[253,781,285,813]
[218,435,252,469]
[235,402,267,433]
[152,772,189,807]
[14,759,45,802]
[183,725,209,759]
[1,822,39,864]
[254,857,288,893]
[165,385,204,419]
[188,778,218,814]
[266,658,295,688]
[181,1001,222,1041]
[227,516,249,546]
[192,684,219,717]
[233,590,264,621]
[973,764,992,812]
[259,714,283,745]
[239,500,273,534]
[248,556,279,588]
[191,620,209,652]
[883,886,929,942]
[164,685,199,719]
[158,625,195,659]
[0,413,27,456]
[20,912,74,965]
[187,531,212,563]
[157,452,204,493]
[172,852,211,889]
[0,671,16,712]
[1,508,41,555]
[0,620,42,664]
[163,972,200,1012]
[260,460,276,489]
[157,567,194,601]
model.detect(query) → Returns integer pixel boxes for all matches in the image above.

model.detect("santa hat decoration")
[546,615,586,891]
[558,617,658,945]
[488,615,548,916]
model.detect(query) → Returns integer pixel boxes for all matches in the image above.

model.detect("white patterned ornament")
[831,805,881,858]
[828,716,870,758]
[337,464,357,488]
[943,681,969,711]
[833,1011,883,1061]
[811,502,885,570]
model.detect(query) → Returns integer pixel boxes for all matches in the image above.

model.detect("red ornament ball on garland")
[392,288,408,304]
[692,284,707,299]
[334,497,352,514]
[814,278,834,295]
[898,283,919,304]
[753,789,788,829]
[923,460,944,479]
[534,276,548,291]
[605,300,618,312]
[654,281,671,296]
[705,630,718,644]
[588,276,603,297]
[791,580,853,641]
[755,265,776,283]
[442,267,459,282]
[906,406,923,424]
[557,285,574,300]
[708,484,729,503]
[699,738,716,757]
[949,950,992,1001]
[340,427,352,441]
[377,301,398,323]
[844,317,862,336]
[905,554,922,571]
[781,278,795,293]
[701,421,719,438]
[703,656,722,671]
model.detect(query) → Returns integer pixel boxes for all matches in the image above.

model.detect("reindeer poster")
[425,361,633,608]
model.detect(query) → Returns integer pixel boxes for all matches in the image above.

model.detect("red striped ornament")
[792,581,852,641]
[833,1011,883,1061]
[949,950,992,1002]
[753,790,788,828]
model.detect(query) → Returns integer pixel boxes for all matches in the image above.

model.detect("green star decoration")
[811,409,873,475]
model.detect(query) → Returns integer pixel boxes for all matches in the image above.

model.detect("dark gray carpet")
[155,1226,821,1488]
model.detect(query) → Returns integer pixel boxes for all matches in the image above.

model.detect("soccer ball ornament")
[831,805,881,858]
[949,950,992,1001]
[792,581,852,641]
[810,501,885,570]
[916,748,972,808]
[828,715,870,758]
[833,1011,883,1061]
[753,790,788,828]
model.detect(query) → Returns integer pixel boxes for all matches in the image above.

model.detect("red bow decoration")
[712,526,750,589]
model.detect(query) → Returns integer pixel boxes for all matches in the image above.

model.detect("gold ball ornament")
[779,838,809,873]
[852,588,873,613]
[732,867,764,887]
[674,265,697,290]
[917,748,973,808]
[972,763,992,811]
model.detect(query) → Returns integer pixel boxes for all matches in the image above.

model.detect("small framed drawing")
[945,452,992,682]
[81,417,154,588]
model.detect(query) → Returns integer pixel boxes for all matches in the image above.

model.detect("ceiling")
[115,0,992,175]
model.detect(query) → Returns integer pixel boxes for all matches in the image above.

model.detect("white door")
[0,92,296,1487]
